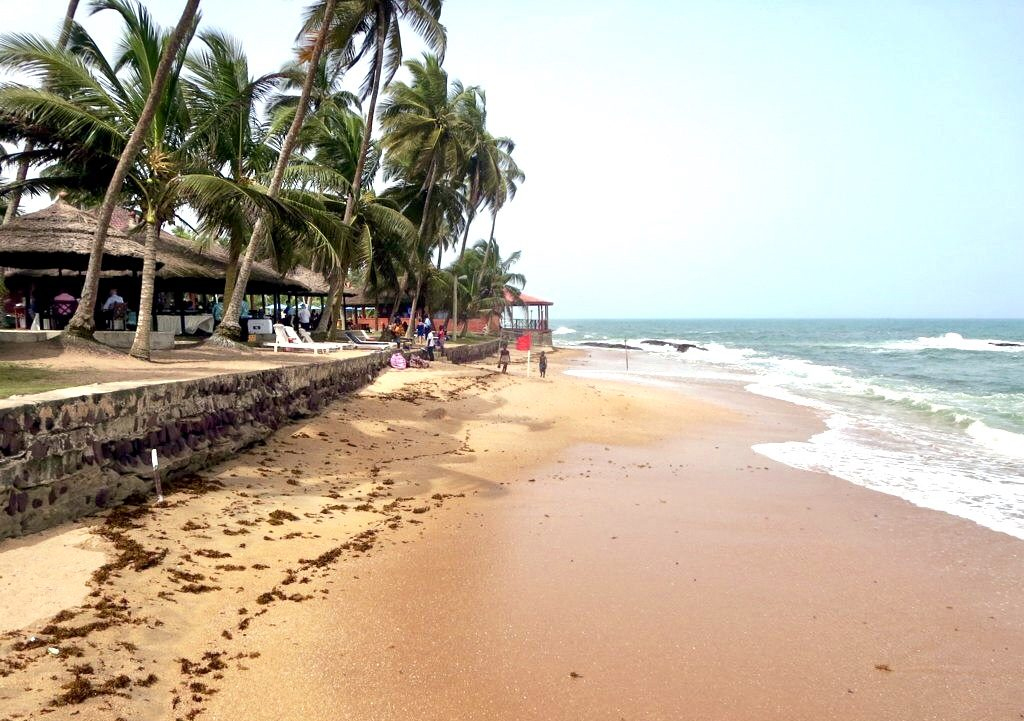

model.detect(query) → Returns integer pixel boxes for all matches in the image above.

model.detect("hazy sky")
[5,1,1024,318]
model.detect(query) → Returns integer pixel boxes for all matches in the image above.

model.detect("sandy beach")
[1,347,1022,721]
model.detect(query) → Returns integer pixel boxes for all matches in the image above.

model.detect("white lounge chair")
[298,328,354,350]
[263,324,337,354]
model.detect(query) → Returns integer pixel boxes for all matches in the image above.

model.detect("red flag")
[515,334,532,351]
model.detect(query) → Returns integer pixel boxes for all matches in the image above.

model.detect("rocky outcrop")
[0,352,388,540]
[580,342,643,351]
[641,339,708,352]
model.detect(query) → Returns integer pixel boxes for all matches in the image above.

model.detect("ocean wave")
[754,414,1024,540]
[879,332,1024,353]
[551,326,576,335]
[965,421,1024,460]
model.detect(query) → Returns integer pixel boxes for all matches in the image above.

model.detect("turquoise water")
[553,319,1024,539]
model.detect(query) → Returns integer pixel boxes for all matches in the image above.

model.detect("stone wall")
[0,352,388,540]
[442,339,500,365]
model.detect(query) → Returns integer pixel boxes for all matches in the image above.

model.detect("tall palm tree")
[2,0,81,226]
[449,90,522,336]
[184,30,281,302]
[378,52,475,333]
[62,0,202,340]
[450,237,524,334]
[302,0,445,333]
[0,3,286,358]
[209,0,338,345]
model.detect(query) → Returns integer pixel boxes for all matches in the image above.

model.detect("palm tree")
[449,89,523,337]
[457,237,524,334]
[2,0,81,226]
[184,30,281,302]
[210,0,338,345]
[378,52,476,333]
[0,3,286,358]
[299,0,445,334]
[62,0,202,340]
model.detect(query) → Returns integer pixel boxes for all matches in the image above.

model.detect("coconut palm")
[299,0,445,334]
[378,52,477,332]
[184,30,281,302]
[2,0,81,226]
[210,0,339,345]
[449,89,523,337]
[0,1,287,358]
[65,0,201,340]
[453,237,524,334]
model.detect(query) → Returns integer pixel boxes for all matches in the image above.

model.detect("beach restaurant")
[0,200,336,337]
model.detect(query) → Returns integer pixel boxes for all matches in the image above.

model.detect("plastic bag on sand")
[389,352,407,370]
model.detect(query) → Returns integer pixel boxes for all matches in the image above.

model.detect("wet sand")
[1,349,1022,720]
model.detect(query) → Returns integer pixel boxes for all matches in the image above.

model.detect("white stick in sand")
[527,348,531,378]
[150,449,164,504]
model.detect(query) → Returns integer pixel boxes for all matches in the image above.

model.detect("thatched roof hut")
[0,200,153,271]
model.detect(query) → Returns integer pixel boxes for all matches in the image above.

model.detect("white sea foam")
[879,332,1024,353]
[754,414,1024,540]
[965,421,1024,460]
[572,334,1024,539]
[551,326,576,335]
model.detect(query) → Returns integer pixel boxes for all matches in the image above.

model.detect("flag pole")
[625,338,629,372]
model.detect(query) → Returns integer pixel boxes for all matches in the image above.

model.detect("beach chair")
[297,328,353,351]
[343,330,392,348]
[263,323,331,354]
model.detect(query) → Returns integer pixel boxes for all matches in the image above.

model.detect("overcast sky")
[5,0,1024,318]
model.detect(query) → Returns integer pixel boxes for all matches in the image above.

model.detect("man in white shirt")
[297,304,311,330]
[101,288,124,311]
[425,328,436,361]
[101,288,124,329]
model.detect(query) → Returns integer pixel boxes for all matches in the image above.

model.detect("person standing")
[425,327,436,361]
[539,351,548,378]
[297,303,311,330]
[101,288,124,329]
[498,344,511,373]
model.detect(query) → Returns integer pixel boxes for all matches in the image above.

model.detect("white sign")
[151,449,159,468]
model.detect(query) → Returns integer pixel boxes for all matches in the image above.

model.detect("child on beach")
[498,345,511,373]
[539,351,548,378]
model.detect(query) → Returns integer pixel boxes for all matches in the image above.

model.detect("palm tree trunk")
[211,0,337,344]
[451,206,477,338]
[2,0,81,226]
[223,231,243,302]
[405,161,438,338]
[64,0,200,340]
[129,213,160,360]
[314,269,336,334]
[328,266,347,339]
[317,15,387,337]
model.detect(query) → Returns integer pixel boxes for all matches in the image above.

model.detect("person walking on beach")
[425,328,436,361]
[539,351,548,378]
[498,344,511,373]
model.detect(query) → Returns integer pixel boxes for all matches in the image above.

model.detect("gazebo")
[500,290,554,346]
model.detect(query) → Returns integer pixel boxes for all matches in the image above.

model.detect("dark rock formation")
[580,342,643,351]
[640,339,708,353]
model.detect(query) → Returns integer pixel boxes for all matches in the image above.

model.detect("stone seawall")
[0,352,388,540]
[442,339,500,365]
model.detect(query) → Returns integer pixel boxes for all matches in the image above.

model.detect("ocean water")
[553,319,1024,540]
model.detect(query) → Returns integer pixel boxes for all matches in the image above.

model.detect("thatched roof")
[109,208,320,293]
[0,200,153,271]
[1,200,361,297]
